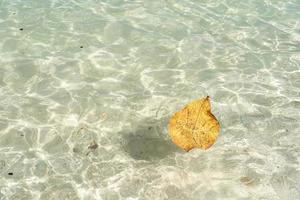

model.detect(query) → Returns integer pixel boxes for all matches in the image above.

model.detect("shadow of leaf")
[120,118,180,161]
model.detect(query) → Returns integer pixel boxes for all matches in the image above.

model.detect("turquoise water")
[0,0,300,199]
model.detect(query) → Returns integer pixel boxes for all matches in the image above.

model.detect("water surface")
[0,0,300,199]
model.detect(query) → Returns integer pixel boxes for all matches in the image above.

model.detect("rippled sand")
[0,0,300,199]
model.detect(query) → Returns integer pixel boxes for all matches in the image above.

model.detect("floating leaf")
[168,96,220,151]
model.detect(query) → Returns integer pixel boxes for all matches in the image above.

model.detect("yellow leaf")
[168,96,220,152]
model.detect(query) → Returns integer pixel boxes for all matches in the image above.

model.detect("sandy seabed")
[0,0,300,199]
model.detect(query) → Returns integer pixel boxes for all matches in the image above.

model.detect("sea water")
[0,0,299,199]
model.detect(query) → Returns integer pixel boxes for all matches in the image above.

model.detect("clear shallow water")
[0,0,300,199]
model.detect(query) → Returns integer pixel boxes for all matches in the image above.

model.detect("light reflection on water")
[0,0,300,199]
